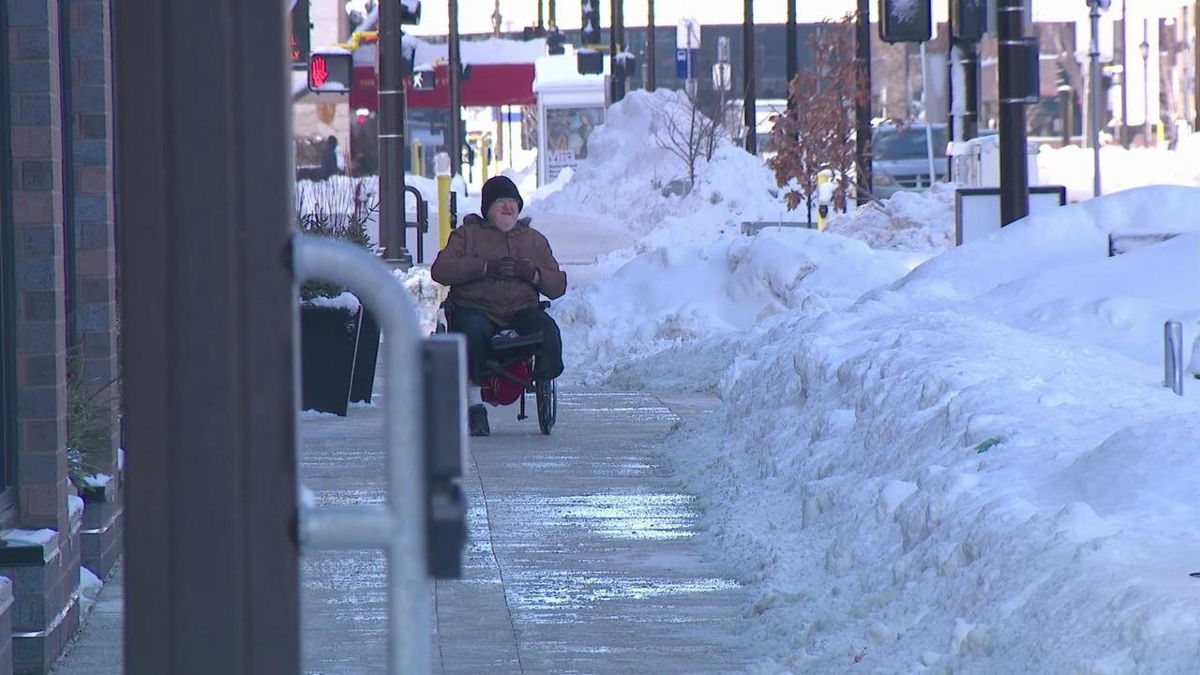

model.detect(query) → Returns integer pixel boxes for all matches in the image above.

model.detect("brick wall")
[8,0,70,536]
[65,0,118,481]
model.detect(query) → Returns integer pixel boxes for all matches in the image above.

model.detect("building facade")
[1,0,123,672]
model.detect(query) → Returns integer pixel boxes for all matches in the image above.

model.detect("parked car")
[871,123,1002,198]
[871,123,950,198]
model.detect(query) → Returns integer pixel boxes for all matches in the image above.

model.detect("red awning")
[349,63,535,110]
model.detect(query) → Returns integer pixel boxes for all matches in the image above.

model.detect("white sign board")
[955,186,1067,246]
[677,18,700,49]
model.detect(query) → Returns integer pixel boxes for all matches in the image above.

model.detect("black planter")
[350,309,381,404]
[300,303,363,416]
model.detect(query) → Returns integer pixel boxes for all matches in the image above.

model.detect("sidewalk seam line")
[470,447,527,674]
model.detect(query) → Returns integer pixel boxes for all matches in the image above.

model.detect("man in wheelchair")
[430,175,567,436]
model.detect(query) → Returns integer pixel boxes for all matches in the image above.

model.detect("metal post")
[786,0,797,87]
[449,0,463,177]
[380,0,411,263]
[998,0,1029,225]
[1195,0,1200,129]
[1089,1,1103,196]
[610,0,624,102]
[115,0,300,671]
[919,42,937,185]
[1142,18,1151,146]
[1165,320,1184,395]
[743,0,756,155]
[294,236,431,674]
[1121,0,1130,147]
[646,0,656,91]
[855,0,872,204]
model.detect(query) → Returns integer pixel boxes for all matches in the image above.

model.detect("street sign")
[675,48,698,80]
[717,36,730,64]
[676,18,700,49]
[712,63,731,91]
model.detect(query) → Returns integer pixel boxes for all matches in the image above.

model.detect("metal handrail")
[293,234,430,674]
[404,184,427,263]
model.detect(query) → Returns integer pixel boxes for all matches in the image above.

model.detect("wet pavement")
[53,389,754,674]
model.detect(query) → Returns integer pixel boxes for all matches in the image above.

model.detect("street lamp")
[1140,19,1151,146]
[1086,0,1109,197]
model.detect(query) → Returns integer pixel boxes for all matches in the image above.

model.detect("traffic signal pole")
[998,0,1029,225]
[855,0,872,204]
[743,0,756,155]
[449,0,463,178]
[380,0,411,263]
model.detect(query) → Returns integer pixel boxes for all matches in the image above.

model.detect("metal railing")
[293,234,432,673]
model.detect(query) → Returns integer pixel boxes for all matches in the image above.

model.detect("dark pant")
[449,306,564,383]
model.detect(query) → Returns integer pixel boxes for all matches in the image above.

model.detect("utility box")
[948,134,1039,188]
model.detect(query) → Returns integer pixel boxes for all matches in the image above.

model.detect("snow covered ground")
[509,90,1200,673]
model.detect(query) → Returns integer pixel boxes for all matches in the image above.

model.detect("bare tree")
[653,90,728,193]
[769,15,867,217]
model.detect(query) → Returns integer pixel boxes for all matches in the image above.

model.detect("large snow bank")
[529,89,787,245]
[1039,140,1200,202]
[596,184,1200,672]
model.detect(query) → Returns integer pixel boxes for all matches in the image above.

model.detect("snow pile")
[555,229,915,388]
[393,266,442,336]
[1038,142,1200,202]
[825,182,957,253]
[529,89,785,242]
[627,185,1200,672]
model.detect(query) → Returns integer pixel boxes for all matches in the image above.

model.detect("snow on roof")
[405,35,547,66]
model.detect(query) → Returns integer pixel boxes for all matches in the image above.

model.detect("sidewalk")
[54,388,754,673]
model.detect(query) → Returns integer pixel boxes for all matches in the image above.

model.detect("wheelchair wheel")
[535,377,556,435]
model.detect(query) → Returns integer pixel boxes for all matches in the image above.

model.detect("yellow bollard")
[411,140,423,177]
[816,172,831,232]
[1156,121,1166,148]
[435,152,452,249]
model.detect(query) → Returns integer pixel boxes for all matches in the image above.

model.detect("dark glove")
[486,257,516,280]
[514,258,538,283]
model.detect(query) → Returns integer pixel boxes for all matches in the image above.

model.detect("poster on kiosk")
[533,52,608,186]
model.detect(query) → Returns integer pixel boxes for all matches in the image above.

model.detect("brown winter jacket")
[430,214,568,326]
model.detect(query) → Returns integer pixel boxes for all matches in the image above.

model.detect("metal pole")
[1195,0,1200,129]
[1143,19,1152,146]
[1089,2,1103,196]
[1121,0,1130,146]
[855,0,872,204]
[549,0,557,27]
[617,0,625,100]
[646,0,656,91]
[787,0,797,87]
[998,0,1029,225]
[380,0,411,263]
[449,0,463,177]
[293,236,431,674]
[1165,320,1184,395]
[743,0,756,155]
[610,0,625,102]
[919,42,937,185]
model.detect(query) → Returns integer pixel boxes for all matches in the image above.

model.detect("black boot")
[468,404,490,437]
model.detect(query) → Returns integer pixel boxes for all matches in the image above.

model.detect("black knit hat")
[480,175,524,218]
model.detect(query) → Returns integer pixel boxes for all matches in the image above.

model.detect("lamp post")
[1141,19,1151,146]
[1087,0,1109,197]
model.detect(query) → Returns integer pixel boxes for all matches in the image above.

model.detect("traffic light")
[399,0,421,24]
[290,0,311,64]
[580,0,601,46]
[577,49,603,75]
[951,0,987,42]
[307,51,353,93]
[547,28,565,55]
[412,68,437,92]
[879,0,931,43]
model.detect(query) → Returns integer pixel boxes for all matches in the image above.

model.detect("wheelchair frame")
[435,300,558,435]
